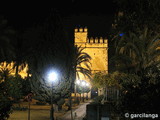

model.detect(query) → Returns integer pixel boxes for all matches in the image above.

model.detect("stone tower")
[74,27,108,82]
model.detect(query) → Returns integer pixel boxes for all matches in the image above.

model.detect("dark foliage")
[113,65,160,118]
[26,9,73,104]
[0,70,30,119]
[0,98,12,120]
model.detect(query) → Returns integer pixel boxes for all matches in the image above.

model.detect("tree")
[0,16,15,63]
[115,66,160,115]
[27,9,73,105]
[114,73,142,115]
[74,45,92,80]
[76,80,91,101]
[0,65,12,120]
[109,0,160,72]
[67,45,92,119]
[0,65,27,120]
[23,8,76,119]
[112,0,160,33]
[64,41,92,120]
[92,71,121,103]
[94,71,121,88]
[73,45,92,96]
[110,27,160,74]
[109,27,160,117]
[108,0,160,117]
[92,70,159,115]
[0,17,15,120]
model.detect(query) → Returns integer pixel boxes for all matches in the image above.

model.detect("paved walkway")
[59,101,91,120]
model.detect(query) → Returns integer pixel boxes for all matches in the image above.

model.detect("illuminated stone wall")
[75,27,108,79]
[74,27,108,96]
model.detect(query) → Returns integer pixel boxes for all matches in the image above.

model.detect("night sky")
[0,1,116,37]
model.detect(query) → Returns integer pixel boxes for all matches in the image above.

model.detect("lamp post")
[75,80,80,101]
[48,71,58,120]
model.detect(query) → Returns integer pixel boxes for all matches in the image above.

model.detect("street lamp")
[76,80,90,102]
[76,80,80,85]
[75,80,80,101]
[48,70,58,120]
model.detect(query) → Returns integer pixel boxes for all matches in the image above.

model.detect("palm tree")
[67,45,91,120]
[111,27,160,74]
[110,27,160,114]
[72,45,92,98]
[74,45,92,80]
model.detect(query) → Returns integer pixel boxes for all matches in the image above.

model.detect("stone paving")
[59,101,91,120]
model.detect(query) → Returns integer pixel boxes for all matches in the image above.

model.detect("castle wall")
[76,43,108,73]
[74,27,108,98]
[74,27,108,82]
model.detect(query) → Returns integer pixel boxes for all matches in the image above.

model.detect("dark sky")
[0,1,116,37]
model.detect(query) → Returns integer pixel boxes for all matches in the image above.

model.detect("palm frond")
[76,66,92,80]
[74,45,92,80]
[113,27,160,73]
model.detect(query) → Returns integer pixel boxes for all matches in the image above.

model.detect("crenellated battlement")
[87,37,108,44]
[75,36,108,48]
[75,27,108,44]
[75,27,88,32]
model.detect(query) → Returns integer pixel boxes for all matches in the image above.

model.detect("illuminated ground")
[59,101,90,120]
[8,99,90,120]
[9,103,66,120]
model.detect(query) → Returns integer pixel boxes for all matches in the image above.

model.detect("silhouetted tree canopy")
[26,9,74,104]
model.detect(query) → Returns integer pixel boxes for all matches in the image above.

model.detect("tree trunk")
[15,64,19,76]
[58,105,62,111]
[80,93,81,101]
[69,95,73,120]
[102,87,107,104]
[28,101,30,120]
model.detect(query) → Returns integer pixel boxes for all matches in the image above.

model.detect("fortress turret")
[74,27,88,43]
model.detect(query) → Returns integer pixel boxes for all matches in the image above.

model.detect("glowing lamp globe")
[81,81,86,86]
[86,83,89,86]
[48,71,58,82]
[76,80,80,85]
